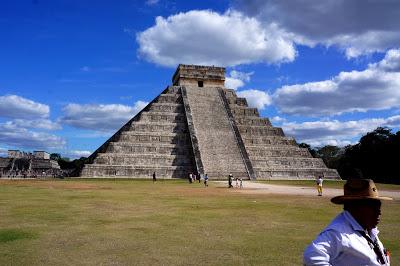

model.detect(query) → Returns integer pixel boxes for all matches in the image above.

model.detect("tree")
[50,153,61,161]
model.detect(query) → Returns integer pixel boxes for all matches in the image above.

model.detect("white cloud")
[65,150,92,159]
[235,0,400,58]
[225,70,253,90]
[0,122,66,149]
[0,95,49,119]
[8,119,61,130]
[270,116,287,124]
[274,49,400,116]
[60,100,148,131]
[236,89,272,110]
[281,115,400,147]
[136,10,296,67]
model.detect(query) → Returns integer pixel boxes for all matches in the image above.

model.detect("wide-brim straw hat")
[331,179,393,204]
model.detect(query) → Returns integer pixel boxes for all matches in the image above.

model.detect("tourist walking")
[152,171,156,183]
[228,174,233,188]
[188,173,193,183]
[235,177,239,188]
[304,179,392,265]
[239,178,243,189]
[204,173,208,187]
[316,175,323,196]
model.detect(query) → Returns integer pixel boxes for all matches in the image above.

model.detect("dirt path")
[213,181,400,200]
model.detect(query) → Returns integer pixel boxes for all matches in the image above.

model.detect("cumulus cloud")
[236,89,272,110]
[60,100,148,131]
[0,122,66,149]
[136,10,296,67]
[274,49,400,116]
[281,115,400,147]
[7,119,61,130]
[0,95,49,119]
[65,150,92,159]
[234,0,400,57]
[225,70,253,90]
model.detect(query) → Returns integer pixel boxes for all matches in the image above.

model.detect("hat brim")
[331,195,393,204]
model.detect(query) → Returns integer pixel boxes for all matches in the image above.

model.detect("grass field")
[0,179,399,265]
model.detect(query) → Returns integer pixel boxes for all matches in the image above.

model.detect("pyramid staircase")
[81,65,340,180]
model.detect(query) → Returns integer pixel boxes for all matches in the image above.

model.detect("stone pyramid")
[81,64,340,180]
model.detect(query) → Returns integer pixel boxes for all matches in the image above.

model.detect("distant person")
[152,171,156,183]
[228,174,233,188]
[316,175,323,196]
[197,174,201,183]
[239,178,243,189]
[304,179,392,265]
[235,177,239,188]
[204,173,208,187]
[188,173,193,183]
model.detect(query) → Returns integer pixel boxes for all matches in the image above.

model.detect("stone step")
[118,132,191,145]
[251,157,326,168]
[156,94,182,103]
[247,147,311,157]
[105,142,192,155]
[226,97,247,106]
[81,164,194,178]
[166,86,182,94]
[243,136,296,145]
[184,86,249,177]
[129,122,188,133]
[234,117,271,126]
[239,126,284,136]
[149,102,184,113]
[254,168,340,180]
[230,106,259,116]
[139,112,186,123]
[94,153,193,166]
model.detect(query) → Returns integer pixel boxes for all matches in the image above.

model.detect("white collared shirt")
[304,211,390,266]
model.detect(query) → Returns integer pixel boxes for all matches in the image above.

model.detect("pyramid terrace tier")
[148,102,185,113]
[243,136,297,145]
[254,167,340,180]
[129,121,188,133]
[117,132,191,145]
[156,94,182,104]
[238,125,284,136]
[229,106,259,117]
[138,112,186,123]
[250,157,327,168]
[103,142,193,155]
[234,117,272,126]
[245,145,312,157]
[93,153,194,166]
[80,164,194,178]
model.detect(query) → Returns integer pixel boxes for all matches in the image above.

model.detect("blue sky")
[1,0,399,158]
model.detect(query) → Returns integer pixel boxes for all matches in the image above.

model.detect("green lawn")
[0,179,399,265]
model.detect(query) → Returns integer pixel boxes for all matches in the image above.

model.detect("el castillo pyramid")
[81,64,340,180]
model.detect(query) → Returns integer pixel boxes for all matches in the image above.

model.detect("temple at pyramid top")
[172,64,225,87]
[81,64,340,180]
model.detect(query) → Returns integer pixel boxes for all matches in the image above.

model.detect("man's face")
[355,200,382,231]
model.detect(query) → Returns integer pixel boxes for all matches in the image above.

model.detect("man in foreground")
[304,179,392,265]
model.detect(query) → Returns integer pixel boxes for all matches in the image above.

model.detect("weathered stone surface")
[81,64,340,180]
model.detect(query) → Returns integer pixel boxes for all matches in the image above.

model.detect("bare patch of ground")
[213,181,400,200]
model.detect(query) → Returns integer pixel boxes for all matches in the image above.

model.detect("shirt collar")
[343,210,380,238]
